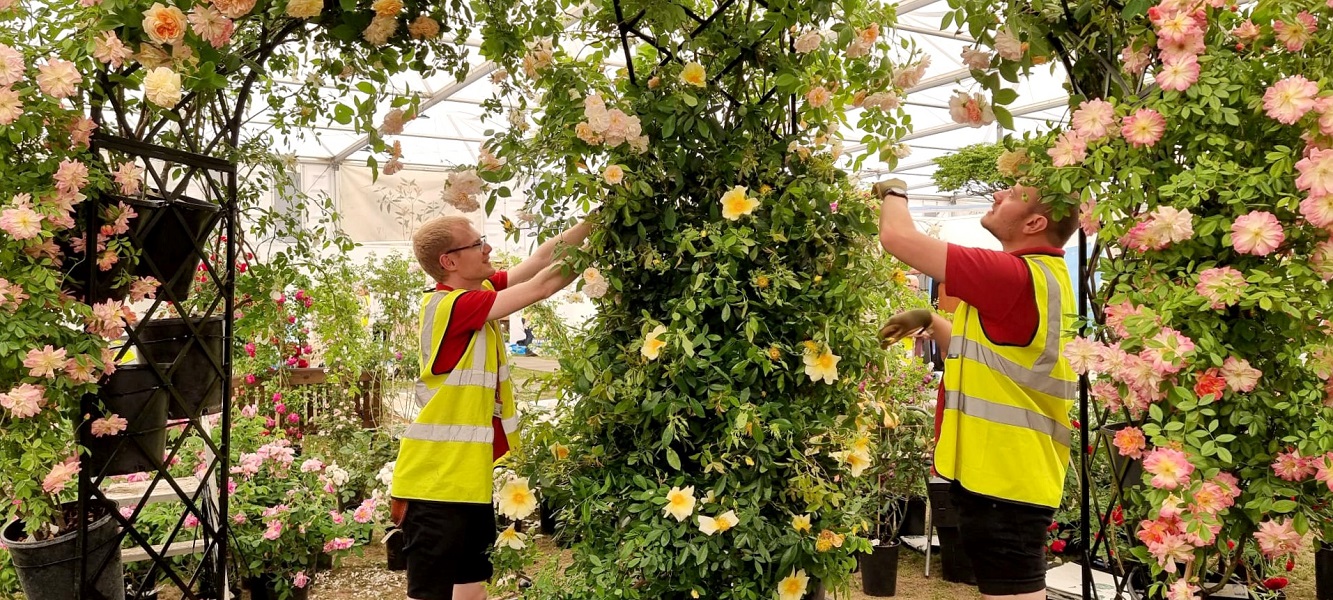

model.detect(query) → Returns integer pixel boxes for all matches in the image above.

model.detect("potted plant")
[226,408,379,600]
[858,369,934,598]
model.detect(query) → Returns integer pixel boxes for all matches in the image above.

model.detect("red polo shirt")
[933,244,1066,441]
[430,271,510,459]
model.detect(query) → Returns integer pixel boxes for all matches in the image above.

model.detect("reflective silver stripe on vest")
[945,390,1071,447]
[419,292,449,367]
[1028,262,1064,374]
[445,369,499,388]
[952,259,1071,398]
[500,415,519,434]
[403,422,494,444]
[415,381,434,408]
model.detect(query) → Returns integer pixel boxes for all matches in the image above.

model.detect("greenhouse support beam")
[894,23,976,43]
[844,96,1067,154]
[894,0,941,16]
[328,61,499,165]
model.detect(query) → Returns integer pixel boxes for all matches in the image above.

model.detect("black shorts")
[951,482,1055,596]
[400,500,496,599]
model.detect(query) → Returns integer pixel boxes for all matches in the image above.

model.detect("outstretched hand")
[879,308,934,348]
[872,177,909,198]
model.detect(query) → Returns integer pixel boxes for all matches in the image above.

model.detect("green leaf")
[666,448,681,471]
[993,88,1019,105]
[682,93,698,108]
[333,104,354,125]
[1121,0,1152,17]
[1271,500,1298,513]
[992,106,1014,130]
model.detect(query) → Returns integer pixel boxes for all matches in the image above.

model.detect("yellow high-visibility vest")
[935,254,1077,508]
[391,284,518,503]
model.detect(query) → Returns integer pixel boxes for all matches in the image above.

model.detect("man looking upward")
[875,178,1079,600]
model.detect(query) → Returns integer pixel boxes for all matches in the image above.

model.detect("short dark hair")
[1038,204,1080,247]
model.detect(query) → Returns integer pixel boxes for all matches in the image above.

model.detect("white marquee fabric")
[246,0,1073,250]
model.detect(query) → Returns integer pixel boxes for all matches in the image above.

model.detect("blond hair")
[413,216,473,282]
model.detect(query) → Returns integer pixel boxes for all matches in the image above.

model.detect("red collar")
[435,282,453,291]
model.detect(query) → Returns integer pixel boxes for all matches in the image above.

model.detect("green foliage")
[930,142,1006,198]
[475,0,928,596]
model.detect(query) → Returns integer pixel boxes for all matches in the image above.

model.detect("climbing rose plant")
[471,0,927,596]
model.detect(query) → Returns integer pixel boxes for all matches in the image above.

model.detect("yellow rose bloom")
[663,485,697,522]
[803,348,841,384]
[792,513,812,533]
[496,477,538,519]
[778,569,810,600]
[495,524,526,550]
[720,185,760,220]
[550,443,570,460]
[680,61,707,87]
[698,510,738,535]
[641,324,669,360]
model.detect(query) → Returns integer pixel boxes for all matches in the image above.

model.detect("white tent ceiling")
[246,0,1074,233]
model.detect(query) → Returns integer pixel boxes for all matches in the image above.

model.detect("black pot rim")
[0,498,119,548]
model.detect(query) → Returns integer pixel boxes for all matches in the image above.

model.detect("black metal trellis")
[69,72,255,599]
[1076,231,1147,600]
[73,127,237,599]
[611,0,798,144]
[68,21,303,597]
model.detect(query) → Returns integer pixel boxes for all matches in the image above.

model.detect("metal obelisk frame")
[1077,228,1144,600]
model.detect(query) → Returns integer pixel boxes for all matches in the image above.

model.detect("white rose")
[794,30,822,54]
[143,66,182,108]
[376,461,395,487]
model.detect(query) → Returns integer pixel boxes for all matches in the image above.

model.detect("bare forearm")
[878,195,917,253]
[511,217,595,285]
[536,262,577,296]
[531,219,593,266]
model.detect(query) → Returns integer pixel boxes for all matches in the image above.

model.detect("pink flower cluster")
[322,537,354,553]
[1253,519,1303,558]
[0,383,47,418]
[90,414,129,437]
[1194,266,1247,309]
[1295,148,1333,229]
[1122,206,1194,252]
[0,277,27,312]
[1230,211,1284,256]
[1143,447,1194,490]
[87,300,132,339]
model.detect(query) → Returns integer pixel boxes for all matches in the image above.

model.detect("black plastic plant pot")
[384,528,407,571]
[62,195,165,305]
[84,365,170,478]
[899,497,927,537]
[133,193,222,304]
[244,574,310,600]
[0,498,126,600]
[133,316,225,419]
[860,542,901,597]
[1318,542,1333,600]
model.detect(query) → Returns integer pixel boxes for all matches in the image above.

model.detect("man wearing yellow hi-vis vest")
[392,215,592,600]
[875,179,1079,600]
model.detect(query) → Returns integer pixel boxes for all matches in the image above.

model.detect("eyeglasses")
[444,235,487,254]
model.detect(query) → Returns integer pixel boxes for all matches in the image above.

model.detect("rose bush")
[470,0,930,596]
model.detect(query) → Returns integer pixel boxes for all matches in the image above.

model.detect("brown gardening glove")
[871,177,909,199]
[879,309,934,348]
